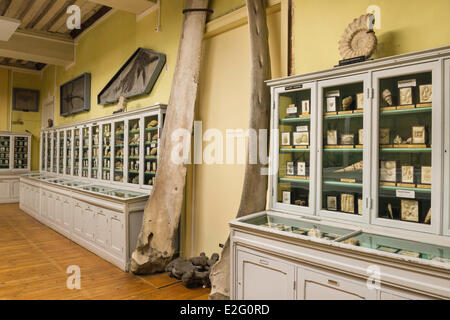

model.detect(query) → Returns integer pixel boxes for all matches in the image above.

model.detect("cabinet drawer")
[297,267,377,300]
[236,249,295,300]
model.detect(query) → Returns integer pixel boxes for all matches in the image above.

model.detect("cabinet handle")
[328,279,339,287]
[259,259,269,266]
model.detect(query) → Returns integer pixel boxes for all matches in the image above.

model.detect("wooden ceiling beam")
[0,0,12,16]
[0,30,74,66]
[88,0,156,15]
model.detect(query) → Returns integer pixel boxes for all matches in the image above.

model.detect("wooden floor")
[0,203,210,300]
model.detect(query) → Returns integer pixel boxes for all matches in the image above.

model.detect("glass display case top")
[101,189,148,200]
[47,178,71,185]
[277,89,312,209]
[241,213,355,241]
[59,180,88,187]
[78,185,115,193]
[343,232,450,265]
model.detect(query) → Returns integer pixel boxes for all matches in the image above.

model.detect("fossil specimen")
[338,14,377,60]
[334,160,363,173]
[342,96,353,110]
[307,227,323,238]
[424,208,431,224]
[382,89,393,106]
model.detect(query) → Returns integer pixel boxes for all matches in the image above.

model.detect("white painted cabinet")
[0,180,9,201]
[236,249,295,300]
[297,267,377,300]
[20,176,146,271]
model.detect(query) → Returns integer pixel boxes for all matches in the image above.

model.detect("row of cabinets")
[0,178,20,203]
[235,247,432,300]
[20,182,129,269]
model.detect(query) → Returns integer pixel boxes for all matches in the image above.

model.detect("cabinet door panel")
[73,201,83,237]
[297,267,377,300]
[83,204,95,242]
[0,181,9,200]
[47,192,55,221]
[236,250,295,300]
[54,194,63,225]
[94,208,109,249]
[110,214,124,258]
[40,190,48,218]
[62,197,72,231]
[11,180,20,199]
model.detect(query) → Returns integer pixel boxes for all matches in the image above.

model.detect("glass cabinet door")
[318,75,369,221]
[46,133,51,172]
[128,118,141,185]
[41,132,45,171]
[373,63,440,233]
[58,131,64,174]
[91,125,100,179]
[273,84,316,213]
[65,130,72,175]
[144,115,159,187]
[13,136,28,170]
[52,132,57,173]
[0,136,11,170]
[101,123,112,181]
[445,59,450,236]
[113,121,125,183]
[81,127,89,177]
[74,128,80,176]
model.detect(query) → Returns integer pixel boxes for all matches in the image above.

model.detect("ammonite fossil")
[338,14,377,60]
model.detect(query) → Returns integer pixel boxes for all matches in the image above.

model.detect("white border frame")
[443,58,450,236]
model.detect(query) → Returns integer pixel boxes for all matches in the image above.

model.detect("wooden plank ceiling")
[0,0,112,70]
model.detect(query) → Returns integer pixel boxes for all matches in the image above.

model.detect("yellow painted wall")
[0,69,10,132]
[292,0,450,74]
[208,0,245,21]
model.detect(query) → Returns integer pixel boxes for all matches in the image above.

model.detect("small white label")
[326,90,340,97]
[151,143,156,148]
[396,189,415,199]
[286,107,297,114]
[398,79,417,88]
[296,126,308,132]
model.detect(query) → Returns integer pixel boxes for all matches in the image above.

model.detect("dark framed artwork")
[12,88,39,112]
[60,73,91,117]
[98,48,166,105]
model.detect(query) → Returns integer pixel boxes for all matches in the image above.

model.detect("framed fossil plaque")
[421,166,432,185]
[380,160,397,182]
[379,128,390,145]
[340,134,354,145]
[356,92,364,110]
[401,166,414,184]
[327,130,338,145]
[286,162,294,176]
[327,196,337,211]
[340,193,355,214]
[98,48,166,105]
[358,129,364,145]
[281,132,291,146]
[326,97,337,112]
[293,132,309,146]
[412,126,426,144]
[297,162,306,176]
[301,100,310,114]
[401,199,419,222]
[419,84,432,103]
[60,73,91,116]
[13,88,40,112]
[282,191,291,204]
[399,87,413,105]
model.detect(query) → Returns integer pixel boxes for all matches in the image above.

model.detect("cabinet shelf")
[280,148,310,153]
[323,180,363,189]
[380,148,432,153]
[379,185,432,194]
[279,177,310,184]
[145,127,158,132]
[380,106,432,116]
[323,148,362,152]
[323,112,363,120]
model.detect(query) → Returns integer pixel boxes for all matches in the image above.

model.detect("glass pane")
[74,129,80,176]
[58,132,63,173]
[322,82,364,215]
[241,213,355,240]
[14,137,27,169]
[128,119,140,184]
[65,131,72,175]
[91,125,99,179]
[144,115,159,186]
[378,72,432,225]
[0,136,10,169]
[277,90,311,208]
[52,133,57,173]
[46,134,51,172]
[114,121,125,183]
[81,127,89,178]
[102,124,111,181]
[41,135,45,171]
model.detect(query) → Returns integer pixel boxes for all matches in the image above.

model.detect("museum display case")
[40,104,166,191]
[0,132,32,203]
[233,46,450,300]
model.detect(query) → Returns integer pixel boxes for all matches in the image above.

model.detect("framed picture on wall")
[60,73,91,117]
[12,88,39,112]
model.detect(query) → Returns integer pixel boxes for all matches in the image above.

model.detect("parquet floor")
[0,203,210,300]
